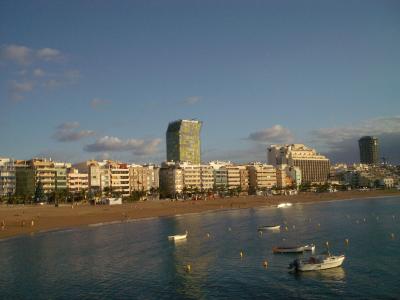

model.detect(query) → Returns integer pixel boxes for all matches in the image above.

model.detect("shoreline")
[0,190,399,240]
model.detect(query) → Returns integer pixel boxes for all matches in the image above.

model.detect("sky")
[1,0,399,164]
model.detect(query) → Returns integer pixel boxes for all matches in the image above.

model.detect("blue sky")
[1,0,399,164]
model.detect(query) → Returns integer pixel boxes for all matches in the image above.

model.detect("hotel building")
[268,144,330,184]
[166,119,202,164]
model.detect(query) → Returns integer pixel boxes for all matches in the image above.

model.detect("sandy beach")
[0,190,399,240]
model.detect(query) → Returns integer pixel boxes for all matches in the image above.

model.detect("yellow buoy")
[263,260,268,268]
[240,251,244,259]
[186,264,191,272]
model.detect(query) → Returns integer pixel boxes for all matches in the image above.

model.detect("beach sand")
[1,190,399,240]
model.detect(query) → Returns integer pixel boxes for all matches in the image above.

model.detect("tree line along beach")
[1,189,399,240]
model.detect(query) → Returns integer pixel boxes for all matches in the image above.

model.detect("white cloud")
[84,136,162,156]
[182,96,201,105]
[8,80,34,101]
[248,125,294,144]
[1,45,64,65]
[53,122,95,142]
[36,47,63,61]
[0,44,32,65]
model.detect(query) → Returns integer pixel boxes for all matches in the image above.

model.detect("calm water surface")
[0,197,399,299]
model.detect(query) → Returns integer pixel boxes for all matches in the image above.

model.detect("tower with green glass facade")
[166,119,202,164]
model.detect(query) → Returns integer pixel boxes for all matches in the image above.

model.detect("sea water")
[0,196,399,299]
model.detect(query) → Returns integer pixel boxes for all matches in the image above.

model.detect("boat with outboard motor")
[289,254,345,271]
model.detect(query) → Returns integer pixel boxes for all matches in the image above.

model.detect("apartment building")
[108,161,130,196]
[67,168,89,193]
[14,158,70,195]
[247,163,277,192]
[159,161,184,196]
[129,164,150,192]
[0,158,16,197]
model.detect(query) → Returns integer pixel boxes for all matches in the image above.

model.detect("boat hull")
[295,255,345,271]
[258,225,280,231]
[168,234,187,241]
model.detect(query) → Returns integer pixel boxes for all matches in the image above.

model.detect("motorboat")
[258,225,281,231]
[273,244,315,253]
[168,231,188,241]
[277,203,293,208]
[289,254,345,271]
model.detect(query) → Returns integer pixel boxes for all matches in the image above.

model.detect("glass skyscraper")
[358,136,379,165]
[166,120,202,164]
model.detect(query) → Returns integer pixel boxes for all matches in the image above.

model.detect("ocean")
[0,196,399,299]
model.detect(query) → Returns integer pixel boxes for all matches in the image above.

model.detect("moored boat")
[258,225,281,231]
[289,254,345,271]
[168,231,188,241]
[273,244,315,253]
[277,203,293,208]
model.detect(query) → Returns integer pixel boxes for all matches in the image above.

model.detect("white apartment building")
[67,168,89,193]
[247,163,277,191]
[0,158,16,197]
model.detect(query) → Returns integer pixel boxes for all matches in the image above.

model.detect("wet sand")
[0,190,399,240]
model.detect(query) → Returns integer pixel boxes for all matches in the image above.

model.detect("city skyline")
[1,1,400,164]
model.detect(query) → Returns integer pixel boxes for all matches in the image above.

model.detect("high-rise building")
[268,144,330,184]
[358,136,379,165]
[166,119,202,164]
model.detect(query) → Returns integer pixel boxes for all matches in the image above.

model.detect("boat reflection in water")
[294,267,346,283]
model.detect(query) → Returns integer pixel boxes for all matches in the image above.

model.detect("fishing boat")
[273,244,315,253]
[277,203,293,208]
[289,254,345,271]
[168,231,188,241]
[258,225,281,231]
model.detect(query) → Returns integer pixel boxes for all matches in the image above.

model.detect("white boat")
[273,244,315,253]
[258,225,281,231]
[289,254,345,271]
[277,203,293,208]
[168,231,188,241]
